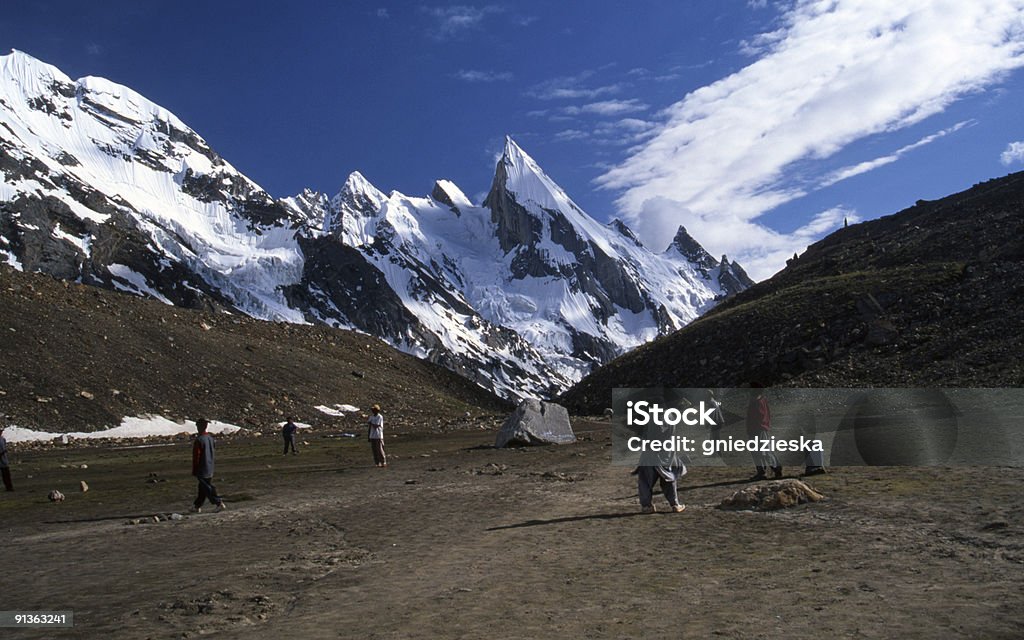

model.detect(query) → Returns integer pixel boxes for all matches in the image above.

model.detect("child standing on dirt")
[191,418,225,513]
[635,412,686,514]
[368,404,386,467]
[1,423,13,491]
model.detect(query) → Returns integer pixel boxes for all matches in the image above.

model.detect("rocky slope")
[560,172,1024,414]
[0,264,510,433]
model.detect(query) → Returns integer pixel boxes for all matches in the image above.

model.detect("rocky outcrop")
[495,399,576,447]
[719,479,825,511]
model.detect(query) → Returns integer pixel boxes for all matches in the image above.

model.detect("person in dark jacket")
[191,418,225,513]
[282,417,299,455]
[0,424,13,491]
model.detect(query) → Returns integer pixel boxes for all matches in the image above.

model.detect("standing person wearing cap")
[367,404,387,467]
[191,418,226,513]
[1,423,13,491]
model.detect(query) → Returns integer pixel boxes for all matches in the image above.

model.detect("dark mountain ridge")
[560,172,1024,415]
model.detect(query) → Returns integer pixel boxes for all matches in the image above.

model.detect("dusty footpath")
[1,419,1023,639]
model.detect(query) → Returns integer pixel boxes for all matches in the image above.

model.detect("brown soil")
[2,419,1022,639]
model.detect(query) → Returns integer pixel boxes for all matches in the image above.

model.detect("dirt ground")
[2,419,1023,639]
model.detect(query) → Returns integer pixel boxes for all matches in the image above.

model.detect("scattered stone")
[48,489,65,502]
[169,513,184,521]
[474,463,507,475]
[537,471,586,482]
[79,480,89,492]
[79,390,95,400]
[495,399,576,447]
[129,519,142,525]
[719,479,825,511]
[80,464,88,469]
[153,515,162,523]
[405,479,419,485]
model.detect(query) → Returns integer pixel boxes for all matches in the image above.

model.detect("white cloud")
[599,0,1024,279]
[424,5,503,38]
[563,99,649,116]
[1000,141,1024,164]
[554,129,590,142]
[528,69,622,100]
[453,69,513,83]
[634,198,858,280]
[376,8,390,19]
[821,120,973,187]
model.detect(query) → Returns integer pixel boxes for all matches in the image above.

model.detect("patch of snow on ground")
[315,404,360,417]
[3,415,242,443]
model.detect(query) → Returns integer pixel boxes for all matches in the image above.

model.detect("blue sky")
[3,1,1024,279]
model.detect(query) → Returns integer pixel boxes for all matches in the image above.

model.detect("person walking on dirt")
[367,404,387,467]
[282,417,299,455]
[634,413,686,514]
[635,463,686,514]
[191,418,225,513]
[746,384,782,481]
[1,423,13,491]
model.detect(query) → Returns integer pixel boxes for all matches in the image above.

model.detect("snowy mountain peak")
[668,225,718,271]
[492,136,575,214]
[431,179,473,213]
[2,49,73,95]
[336,171,386,207]
[328,171,387,229]
[1,53,754,404]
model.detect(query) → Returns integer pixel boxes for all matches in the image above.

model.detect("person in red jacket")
[746,384,782,481]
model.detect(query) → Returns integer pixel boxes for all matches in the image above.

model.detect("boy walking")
[191,419,225,513]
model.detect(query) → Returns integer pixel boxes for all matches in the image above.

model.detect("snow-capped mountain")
[0,50,752,400]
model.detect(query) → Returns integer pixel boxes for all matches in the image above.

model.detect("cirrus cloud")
[599,0,1024,279]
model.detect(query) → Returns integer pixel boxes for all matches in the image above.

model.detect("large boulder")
[495,399,576,447]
